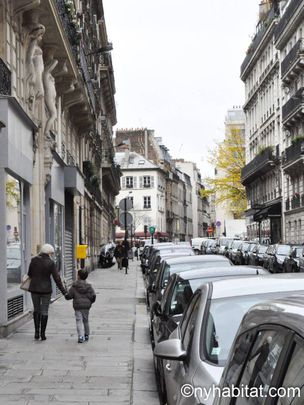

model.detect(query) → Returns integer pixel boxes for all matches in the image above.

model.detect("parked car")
[234,241,257,265]
[224,239,235,258]
[248,243,268,266]
[215,237,233,255]
[7,243,22,283]
[152,266,268,402]
[154,274,304,405]
[191,237,207,255]
[263,244,292,273]
[201,239,216,254]
[229,240,243,264]
[214,294,304,405]
[283,245,303,273]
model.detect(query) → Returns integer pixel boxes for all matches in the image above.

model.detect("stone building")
[240,0,283,243]
[0,0,120,336]
[115,150,167,239]
[274,0,304,244]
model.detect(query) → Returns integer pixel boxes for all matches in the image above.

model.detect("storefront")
[0,97,36,336]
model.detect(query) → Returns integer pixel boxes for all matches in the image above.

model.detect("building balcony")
[102,161,121,196]
[241,147,276,186]
[0,59,11,96]
[281,39,304,82]
[274,0,302,44]
[240,7,277,78]
[79,46,98,115]
[282,87,304,125]
[282,138,304,174]
[285,194,304,212]
[55,0,79,59]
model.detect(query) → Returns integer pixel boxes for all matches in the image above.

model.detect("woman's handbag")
[20,274,31,291]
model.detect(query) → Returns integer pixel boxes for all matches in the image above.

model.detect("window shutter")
[150,176,154,188]
[139,176,143,188]
[133,177,137,189]
[122,176,126,189]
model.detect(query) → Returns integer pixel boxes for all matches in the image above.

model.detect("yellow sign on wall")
[76,244,87,259]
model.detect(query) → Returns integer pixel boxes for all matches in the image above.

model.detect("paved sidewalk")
[0,261,159,405]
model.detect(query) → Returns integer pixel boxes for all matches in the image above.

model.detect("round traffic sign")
[119,212,133,228]
[119,197,133,211]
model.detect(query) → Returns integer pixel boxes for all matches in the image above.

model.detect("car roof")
[164,255,230,265]
[239,295,304,337]
[177,266,268,280]
[160,252,194,260]
[207,274,304,299]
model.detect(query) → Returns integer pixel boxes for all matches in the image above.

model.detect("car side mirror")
[154,338,187,361]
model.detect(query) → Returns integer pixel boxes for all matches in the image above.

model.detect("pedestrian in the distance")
[114,241,124,270]
[65,269,96,343]
[27,243,67,341]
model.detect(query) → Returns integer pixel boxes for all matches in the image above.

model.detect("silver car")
[214,294,304,405]
[154,274,304,405]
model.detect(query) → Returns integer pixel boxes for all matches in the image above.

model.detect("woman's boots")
[40,315,48,341]
[33,312,40,340]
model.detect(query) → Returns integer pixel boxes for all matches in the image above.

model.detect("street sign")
[119,197,133,211]
[149,226,156,234]
[119,212,133,228]
[207,226,213,234]
[216,221,221,227]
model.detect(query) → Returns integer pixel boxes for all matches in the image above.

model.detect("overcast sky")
[103,0,259,177]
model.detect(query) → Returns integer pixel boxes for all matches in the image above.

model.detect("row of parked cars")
[139,240,304,405]
[196,237,304,273]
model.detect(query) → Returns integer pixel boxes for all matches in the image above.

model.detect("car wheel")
[154,356,167,405]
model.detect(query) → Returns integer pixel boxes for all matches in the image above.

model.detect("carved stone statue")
[43,47,58,137]
[25,20,45,109]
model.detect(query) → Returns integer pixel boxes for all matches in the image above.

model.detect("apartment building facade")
[241,0,283,243]
[0,0,119,335]
[274,0,304,244]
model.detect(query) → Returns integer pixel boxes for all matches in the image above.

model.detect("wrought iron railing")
[55,0,79,58]
[282,87,304,123]
[79,47,97,115]
[284,138,304,165]
[274,0,301,41]
[285,199,290,211]
[0,58,11,95]
[241,147,274,182]
[281,39,304,79]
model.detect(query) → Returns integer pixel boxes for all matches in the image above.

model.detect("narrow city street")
[0,261,159,405]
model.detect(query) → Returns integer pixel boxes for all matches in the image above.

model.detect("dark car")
[283,245,303,273]
[214,294,304,405]
[234,241,257,265]
[224,239,235,258]
[229,240,243,264]
[248,243,268,266]
[263,244,292,273]
[215,238,234,255]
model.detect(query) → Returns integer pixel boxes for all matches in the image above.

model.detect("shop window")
[6,174,22,286]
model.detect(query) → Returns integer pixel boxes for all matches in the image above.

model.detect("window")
[235,330,287,404]
[143,196,151,209]
[143,176,151,187]
[277,339,304,405]
[126,176,133,188]
[181,293,201,352]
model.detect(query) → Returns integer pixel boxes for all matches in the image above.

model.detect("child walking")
[65,269,96,343]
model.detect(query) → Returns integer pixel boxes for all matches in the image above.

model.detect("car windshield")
[258,245,268,254]
[249,244,257,252]
[241,243,249,251]
[7,247,21,260]
[295,247,303,258]
[232,241,242,249]
[277,245,291,255]
[203,291,298,367]
[220,239,232,247]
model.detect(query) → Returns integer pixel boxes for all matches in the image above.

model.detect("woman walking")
[27,244,67,341]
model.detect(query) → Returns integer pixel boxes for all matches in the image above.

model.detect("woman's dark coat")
[27,253,66,294]
[65,280,96,310]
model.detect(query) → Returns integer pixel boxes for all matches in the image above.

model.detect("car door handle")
[165,363,172,372]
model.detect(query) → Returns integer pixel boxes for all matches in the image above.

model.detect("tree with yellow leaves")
[201,128,246,218]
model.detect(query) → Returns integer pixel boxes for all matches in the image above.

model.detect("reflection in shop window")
[6,174,22,286]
